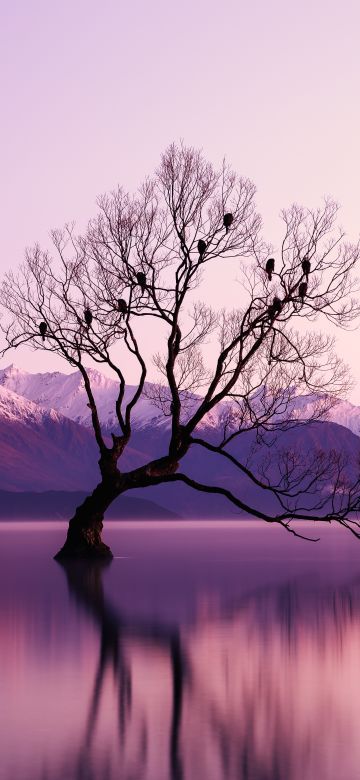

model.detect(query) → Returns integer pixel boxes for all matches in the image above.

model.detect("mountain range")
[0,364,360,519]
[2,363,360,436]
[0,364,225,433]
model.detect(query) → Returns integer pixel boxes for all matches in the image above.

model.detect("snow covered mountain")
[0,367,360,515]
[0,384,100,491]
[0,382,161,492]
[286,393,360,438]
[0,383,62,428]
[0,364,221,432]
[0,365,162,430]
[1,364,360,438]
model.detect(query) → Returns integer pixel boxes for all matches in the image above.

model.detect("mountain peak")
[0,364,163,431]
[0,364,360,439]
[0,384,62,426]
[1,364,28,377]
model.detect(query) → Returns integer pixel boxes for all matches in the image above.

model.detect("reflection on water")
[1,521,360,780]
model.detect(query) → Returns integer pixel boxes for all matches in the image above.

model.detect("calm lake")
[1,519,360,780]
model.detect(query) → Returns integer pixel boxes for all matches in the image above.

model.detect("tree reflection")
[46,561,360,780]
[58,559,187,780]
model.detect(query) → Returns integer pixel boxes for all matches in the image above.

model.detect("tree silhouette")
[2,143,360,557]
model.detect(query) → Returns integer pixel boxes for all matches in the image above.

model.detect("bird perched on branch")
[301,256,311,281]
[117,298,127,319]
[299,282,308,302]
[223,213,234,233]
[268,296,282,318]
[39,321,47,341]
[136,272,146,294]
[197,239,207,260]
[84,308,93,327]
[265,257,275,281]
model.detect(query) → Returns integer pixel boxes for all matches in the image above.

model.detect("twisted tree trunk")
[54,452,181,560]
[54,448,124,559]
[54,478,121,559]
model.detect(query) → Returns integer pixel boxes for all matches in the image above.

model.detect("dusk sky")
[2,6,360,768]
[1,0,360,396]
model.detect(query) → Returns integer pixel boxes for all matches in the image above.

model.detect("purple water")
[1,520,360,780]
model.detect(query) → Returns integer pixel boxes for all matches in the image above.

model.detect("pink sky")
[1,0,360,397]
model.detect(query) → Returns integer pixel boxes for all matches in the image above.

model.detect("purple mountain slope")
[0,379,358,518]
[0,386,149,492]
[129,421,360,517]
[0,490,179,520]
[0,386,97,491]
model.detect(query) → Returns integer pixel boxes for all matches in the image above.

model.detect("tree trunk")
[54,452,179,560]
[54,479,120,560]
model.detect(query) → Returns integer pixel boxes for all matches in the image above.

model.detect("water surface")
[1,520,360,780]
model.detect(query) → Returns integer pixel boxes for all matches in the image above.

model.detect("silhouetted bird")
[299,282,308,302]
[265,257,275,281]
[197,239,207,259]
[223,213,234,233]
[268,296,282,318]
[272,296,282,314]
[84,308,93,327]
[117,298,127,318]
[302,256,311,281]
[136,272,146,294]
[39,321,47,341]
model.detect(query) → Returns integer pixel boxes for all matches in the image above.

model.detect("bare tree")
[2,143,360,558]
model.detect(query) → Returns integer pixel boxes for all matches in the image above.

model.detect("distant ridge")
[0,491,180,520]
[0,365,359,517]
[0,364,253,433]
[1,363,360,436]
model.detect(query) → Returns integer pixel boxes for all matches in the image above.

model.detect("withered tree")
[2,144,360,558]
